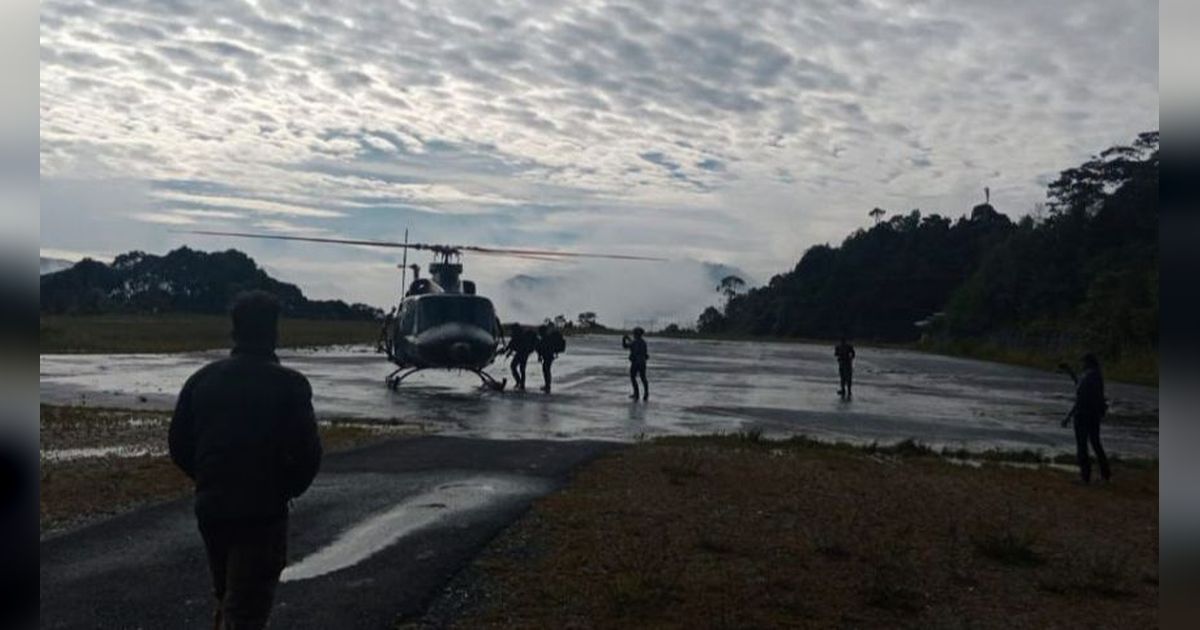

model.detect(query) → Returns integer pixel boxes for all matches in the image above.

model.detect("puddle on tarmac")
[280,476,546,582]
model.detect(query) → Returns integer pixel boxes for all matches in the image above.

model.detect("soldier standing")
[1059,354,1112,484]
[834,337,856,399]
[622,327,649,401]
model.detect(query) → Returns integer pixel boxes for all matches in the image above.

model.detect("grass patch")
[971,507,1044,567]
[40,313,381,353]
[918,338,1157,387]
[433,436,1157,629]
[40,404,417,533]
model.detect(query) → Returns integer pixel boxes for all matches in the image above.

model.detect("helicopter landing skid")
[384,366,507,392]
[385,367,422,391]
[472,369,507,392]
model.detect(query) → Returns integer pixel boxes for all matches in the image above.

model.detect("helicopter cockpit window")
[416,296,496,332]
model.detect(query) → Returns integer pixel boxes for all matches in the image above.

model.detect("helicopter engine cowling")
[411,322,497,369]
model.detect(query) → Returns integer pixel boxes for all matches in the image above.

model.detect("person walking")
[622,327,649,401]
[505,323,537,391]
[536,324,565,393]
[169,291,323,630]
[834,337,856,399]
[1059,354,1112,484]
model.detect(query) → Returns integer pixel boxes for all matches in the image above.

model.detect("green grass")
[40,313,381,354]
[918,338,1157,387]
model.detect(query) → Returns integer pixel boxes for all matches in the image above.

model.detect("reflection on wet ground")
[40,336,1158,457]
[281,475,547,582]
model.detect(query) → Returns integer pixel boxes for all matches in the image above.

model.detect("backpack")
[548,331,566,354]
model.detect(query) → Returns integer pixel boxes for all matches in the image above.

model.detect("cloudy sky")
[40,0,1157,325]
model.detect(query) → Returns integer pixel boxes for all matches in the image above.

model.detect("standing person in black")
[536,324,565,393]
[505,323,536,391]
[622,327,649,401]
[1059,353,1112,484]
[169,291,323,630]
[834,337,856,399]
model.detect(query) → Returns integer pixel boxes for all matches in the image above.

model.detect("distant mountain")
[40,257,75,275]
[41,247,382,320]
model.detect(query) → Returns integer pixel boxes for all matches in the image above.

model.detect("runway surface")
[41,335,1159,456]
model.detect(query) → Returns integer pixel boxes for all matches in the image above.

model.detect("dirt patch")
[426,437,1157,629]
[40,405,421,534]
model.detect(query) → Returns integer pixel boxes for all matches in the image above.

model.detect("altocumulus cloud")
[40,0,1157,319]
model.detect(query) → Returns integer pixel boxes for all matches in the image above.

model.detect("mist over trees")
[41,247,383,320]
[699,132,1158,367]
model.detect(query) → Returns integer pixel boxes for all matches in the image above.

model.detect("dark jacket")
[508,328,537,357]
[624,337,648,364]
[1073,367,1107,421]
[835,343,855,366]
[169,347,322,525]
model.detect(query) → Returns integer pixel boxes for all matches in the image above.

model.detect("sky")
[39,0,1158,326]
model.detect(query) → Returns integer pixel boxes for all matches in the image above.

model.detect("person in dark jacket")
[505,323,537,391]
[834,337,856,399]
[622,327,649,401]
[169,291,322,630]
[1059,353,1111,484]
[536,324,564,393]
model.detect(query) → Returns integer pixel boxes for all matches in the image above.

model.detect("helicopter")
[184,229,664,391]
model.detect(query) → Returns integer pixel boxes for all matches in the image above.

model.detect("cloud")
[40,0,1158,317]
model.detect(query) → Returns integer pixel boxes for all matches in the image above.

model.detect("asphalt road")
[40,436,620,630]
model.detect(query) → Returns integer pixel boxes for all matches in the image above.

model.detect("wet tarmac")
[41,336,1158,457]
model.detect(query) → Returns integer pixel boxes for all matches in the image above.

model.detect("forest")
[698,132,1158,381]
[40,246,382,321]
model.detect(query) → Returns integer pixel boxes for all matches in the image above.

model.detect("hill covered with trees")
[699,132,1158,380]
[41,247,383,321]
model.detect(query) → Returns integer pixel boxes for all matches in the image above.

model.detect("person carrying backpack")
[536,324,565,393]
[504,323,537,391]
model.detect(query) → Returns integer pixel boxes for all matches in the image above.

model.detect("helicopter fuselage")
[385,293,501,371]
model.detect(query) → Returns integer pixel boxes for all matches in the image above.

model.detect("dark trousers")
[630,362,648,399]
[510,353,529,389]
[541,356,554,392]
[838,364,853,396]
[1073,416,1111,483]
[199,517,288,630]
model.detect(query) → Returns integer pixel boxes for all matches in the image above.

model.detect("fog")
[498,259,746,330]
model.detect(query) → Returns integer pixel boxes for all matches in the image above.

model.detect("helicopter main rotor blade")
[461,245,666,261]
[178,230,439,251]
[178,229,666,261]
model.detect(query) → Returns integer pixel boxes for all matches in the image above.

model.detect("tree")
[577,311,598,329]
[869,207,886,225]
[697,306,726,333]
[717,275,745,301]
[696,129,1158,356]
[553,314,569,329]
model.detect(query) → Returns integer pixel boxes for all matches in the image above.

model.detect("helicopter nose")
[449,342,471,362]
